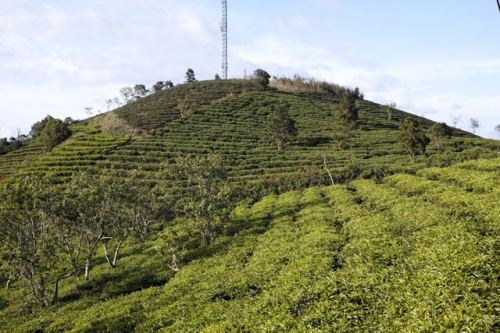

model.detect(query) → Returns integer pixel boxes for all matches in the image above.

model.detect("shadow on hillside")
[59,262,172,304]
[297,137,331,147]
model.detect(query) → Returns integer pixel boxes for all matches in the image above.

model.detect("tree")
[0,174,60,307]
[38,118,72,152]
[215,73,221,80]
[29,115,53,138]
[267,106,297,152]
[185,68,197,83]
[152,81,165,93]
[119,87,134,104]
[495,124,500,139]
[165,80,174,89]
[381,102,396,120]
[253,69,271,90]
[397,117,430,163]
[333,92,358,150]
[64,117,77,125]
[429,122,452,151]
[450,113,462,128]
[470,118,480,134]
[62,170,157,278]
[84,107,93,117]
[159,155,235,246]
[133,84,148,99]
[105,99,113,111]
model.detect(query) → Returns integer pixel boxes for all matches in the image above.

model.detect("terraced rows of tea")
[114,79,260,131]
[1,80,499,184]
[0,125,130,181]
[98,88,499,184]
[5,158,500,332]
[0,143,45,180]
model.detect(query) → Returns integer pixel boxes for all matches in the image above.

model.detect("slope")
[2,157,500,332]
[0,79,499,186]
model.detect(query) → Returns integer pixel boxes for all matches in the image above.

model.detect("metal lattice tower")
[221,0,228,79]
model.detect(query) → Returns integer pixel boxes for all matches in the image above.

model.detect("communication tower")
[220,0,228,79]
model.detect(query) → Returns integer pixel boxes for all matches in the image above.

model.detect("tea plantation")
[1,157,500,332]
[1,79,500,332]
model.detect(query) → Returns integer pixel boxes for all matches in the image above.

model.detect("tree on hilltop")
[133,84,148,99]
[397,117,430,163]
[152,81,165,93]
[470,118,480,134]
[253,69,271,90]
[39,118,71,152]
[495,124,500,139]
[185,68,197,83]
[119,86,134,104]
[30,115,53,138]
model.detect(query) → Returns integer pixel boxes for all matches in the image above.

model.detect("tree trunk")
[85,257,91,280]
[52,272,73,304]
[323,154,335,186]
[103,239,125,268]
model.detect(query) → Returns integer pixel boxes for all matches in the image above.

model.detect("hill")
[1,157,500,332]
[0,79,499,189]
[1,78,500,331]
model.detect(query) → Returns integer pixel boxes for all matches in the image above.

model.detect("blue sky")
[1,0,500,139]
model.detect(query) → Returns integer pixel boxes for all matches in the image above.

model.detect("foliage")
[381,101,396,120]
[38,118,72,152]
[119,87,134,104]
[184,68,197,83]
[133,84,148,100]
[0,173,60,307]
[266,106,298,152]
[253,69,271,90]
[270,74,364,99]
[397,117,430,163]
[157,154,235,246]
[429,122,452,150]
[469,117,480,134]
[495,124,500,139]
[30,115,53,138]
[3,159,500,331]
[332,91,358,149]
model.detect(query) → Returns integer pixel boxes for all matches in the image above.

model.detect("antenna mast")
[221,0,228,79]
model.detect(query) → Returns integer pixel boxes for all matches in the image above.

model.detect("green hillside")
[1,79,498,187]
[1,79,500,332]
[1,157,500,332]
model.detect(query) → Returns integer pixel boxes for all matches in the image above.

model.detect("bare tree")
[382,102,396,120]
[450,114,462,128]
[119,87,134,104]
[469,118,480,134]
[84,107,93,117]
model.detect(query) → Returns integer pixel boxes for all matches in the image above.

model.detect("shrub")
[39,119,72,152]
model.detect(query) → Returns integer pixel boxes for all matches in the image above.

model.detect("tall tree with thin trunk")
[333,92,358,150]
[429,122,452,151]
[470,118,480,134]
[396,117,430,163]
[495,124,500,139]
[267,106,297,152]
